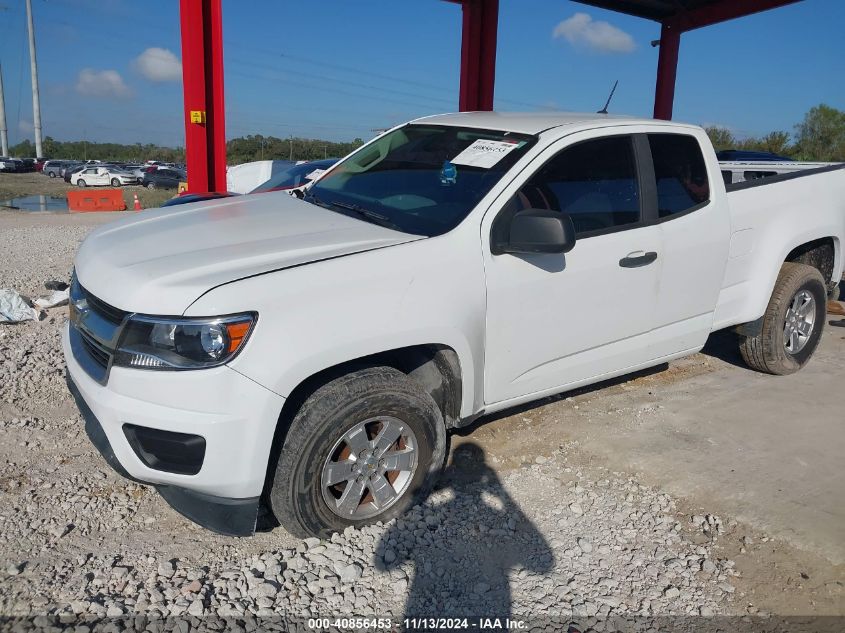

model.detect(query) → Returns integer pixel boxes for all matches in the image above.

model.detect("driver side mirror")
[492,208,576,256]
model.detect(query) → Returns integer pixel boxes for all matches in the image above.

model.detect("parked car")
[72,165,139,187]
[716,149,793,162]
[64,112,845,538]
[719,160,841,186]
[43,160,70,178]
[160,159,338,208]
[251,158,338,193]
[160,191,235,207]
[63,163,86,182]
[0,157,21,173]
[141,168,185,189]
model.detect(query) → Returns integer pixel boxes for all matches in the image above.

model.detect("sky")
[0,0,843,148]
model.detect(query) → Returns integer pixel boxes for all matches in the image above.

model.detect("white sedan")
[72,166,139,187]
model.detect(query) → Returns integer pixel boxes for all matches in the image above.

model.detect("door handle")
[619,251,658,268]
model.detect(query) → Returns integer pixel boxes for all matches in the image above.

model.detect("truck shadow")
[699,330,753,369]
[374,443,554,621]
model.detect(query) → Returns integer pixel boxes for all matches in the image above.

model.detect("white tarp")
[226,160,295,194]
[0,289,40,323]
[33,289,69,309]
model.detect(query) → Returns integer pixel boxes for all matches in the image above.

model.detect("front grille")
[83,288,127,325]
[69,275,128,384]
[79,330,110,369]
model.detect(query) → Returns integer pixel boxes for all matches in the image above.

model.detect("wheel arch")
[784,236,840,291]
[260,342,467,506]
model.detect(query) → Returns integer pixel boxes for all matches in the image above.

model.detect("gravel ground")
[0,211,815,630]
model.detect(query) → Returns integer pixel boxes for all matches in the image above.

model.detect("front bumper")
[62,323,285,535]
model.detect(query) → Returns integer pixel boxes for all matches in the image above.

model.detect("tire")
[77,179,87,187]
[48,172,56,178]
[739,262,827,375]
[147,182,156,190]
[270,366,447,538]
[111,178,121,187]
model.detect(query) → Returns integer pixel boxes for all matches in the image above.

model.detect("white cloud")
[553,13,636,54]
[75,69,131,98]
[134,47,182,82]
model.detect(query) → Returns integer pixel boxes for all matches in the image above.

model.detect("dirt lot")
[0,210,842,625]
[0,172,175,212]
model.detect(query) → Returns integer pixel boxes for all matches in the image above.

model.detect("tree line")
[705,104,845,161]
[7,135,366,165]
[7,104,843,163]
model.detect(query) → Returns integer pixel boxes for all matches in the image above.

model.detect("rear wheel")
[147,182,156,190]
[739,262,827,375]
[270,366,447,538]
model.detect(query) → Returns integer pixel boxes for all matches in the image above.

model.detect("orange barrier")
[67,189,128,213]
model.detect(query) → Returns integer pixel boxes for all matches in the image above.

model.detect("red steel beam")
[453,0,498,111]
[653,22,680,120]
[180,0,226,193]
[668,0,802,32]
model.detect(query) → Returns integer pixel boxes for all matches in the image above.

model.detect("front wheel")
[739,262,827,375]
[270,366,447,538]
[146,182,156,190]
[48,172,56,178]
[77,179,87,187]
[110,178,121,187]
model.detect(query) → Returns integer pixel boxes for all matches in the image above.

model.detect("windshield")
[306,124,536,236]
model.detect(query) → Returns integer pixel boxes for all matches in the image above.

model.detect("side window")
[510,136,640,236]
[648,134,710,218]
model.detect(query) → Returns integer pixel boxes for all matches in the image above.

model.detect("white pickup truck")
[63,112,845,538]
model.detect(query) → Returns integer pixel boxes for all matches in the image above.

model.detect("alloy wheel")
[320,416,418,520]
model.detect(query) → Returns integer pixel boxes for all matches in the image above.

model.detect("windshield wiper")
[329,201,401,230]
[305,194,402,231]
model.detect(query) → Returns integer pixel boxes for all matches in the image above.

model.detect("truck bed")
[713,163,845,330]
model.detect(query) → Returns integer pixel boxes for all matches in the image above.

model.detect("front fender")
[186,233,487,419]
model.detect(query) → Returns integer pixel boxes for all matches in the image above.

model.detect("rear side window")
[648,134,709,218]
[512,136,640,236]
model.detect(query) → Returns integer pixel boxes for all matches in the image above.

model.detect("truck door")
[644,133,731,358]
[482,131,662,405]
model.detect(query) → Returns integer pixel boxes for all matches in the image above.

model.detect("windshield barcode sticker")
[451,139,521,168]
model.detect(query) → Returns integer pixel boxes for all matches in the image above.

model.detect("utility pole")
[288,135,293,161]
[25,0,44,158]
[0,64,8,156]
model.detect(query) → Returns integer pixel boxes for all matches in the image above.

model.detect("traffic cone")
[133,193,142,211]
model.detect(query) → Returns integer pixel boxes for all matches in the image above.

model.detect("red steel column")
[458,0,498,111]
[653,22,680,120]
[180,0,226,193]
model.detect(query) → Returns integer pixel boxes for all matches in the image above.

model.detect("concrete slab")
[482,322,845,564]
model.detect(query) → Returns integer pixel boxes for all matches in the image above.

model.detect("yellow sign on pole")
[189,110,205,124]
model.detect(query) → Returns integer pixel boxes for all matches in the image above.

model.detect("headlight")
[114,313,256,370]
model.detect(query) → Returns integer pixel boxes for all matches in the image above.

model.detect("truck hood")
[74,192,421,314]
